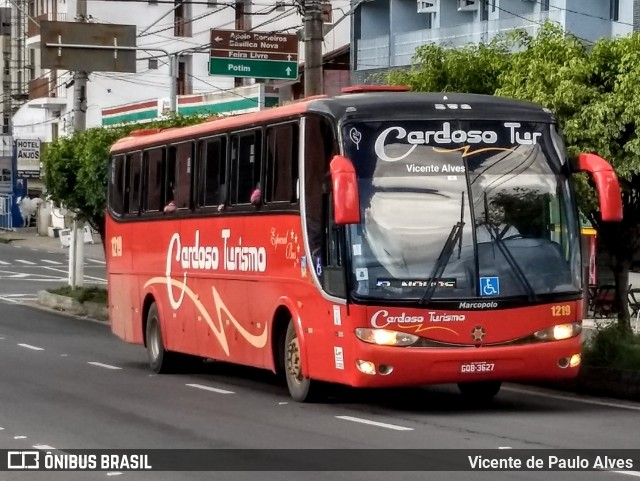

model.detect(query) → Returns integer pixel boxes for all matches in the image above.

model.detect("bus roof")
[110,92,554,154]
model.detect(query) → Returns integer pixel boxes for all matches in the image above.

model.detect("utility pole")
[69,0,88,288]
[303,0,324,97]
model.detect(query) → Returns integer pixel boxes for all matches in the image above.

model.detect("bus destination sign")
[209,29,299,80]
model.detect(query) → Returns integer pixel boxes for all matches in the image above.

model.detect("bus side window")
[126,152,142,215]
[197,137,227,209]
[230,130,262,205]
[265,122,299,204]
[144,148,164,213]
[173,142,193,210]
[109,155,126,216]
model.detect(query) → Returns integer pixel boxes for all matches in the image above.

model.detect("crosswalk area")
[0,258,106,267]
[0,293,38,303]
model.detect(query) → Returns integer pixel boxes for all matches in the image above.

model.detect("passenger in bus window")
[164,186,176,214]
[250,182,262,207]
[217,183,227,212]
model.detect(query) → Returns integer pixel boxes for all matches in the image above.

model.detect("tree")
[42,114,209,249]
[385,22,636,331]
[385,37,511,94]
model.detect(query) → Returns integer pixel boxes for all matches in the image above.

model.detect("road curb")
[37,290,109,322]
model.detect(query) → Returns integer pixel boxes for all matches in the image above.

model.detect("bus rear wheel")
[284,321,323,402]
[458,381,502,400]
[146,303,178,373]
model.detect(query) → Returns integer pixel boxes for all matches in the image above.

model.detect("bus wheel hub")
[287,339,302,381]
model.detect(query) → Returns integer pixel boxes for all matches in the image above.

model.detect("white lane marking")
[107,472,123,476]
[33,444,55,450]
[41,266,107,283]
[40,259,63,265]
[336,415,414,431]
[18,343,44,351]
[0,337,5,340]
[186,383,235,395]
[14,436,26,439]
[0,260,9,265]
[0,427,4,430]
[15,259,36,265]
[87,258,106,265]
[504,386,640,412]
[498,447,512,449]
[88,362,122,370]
[0,296,29,304]
[612,471,640,478]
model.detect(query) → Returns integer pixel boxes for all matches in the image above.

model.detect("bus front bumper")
[344,337,582,388]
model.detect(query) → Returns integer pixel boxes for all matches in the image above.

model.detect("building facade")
[2,1,349,196]
[352,0,634,83]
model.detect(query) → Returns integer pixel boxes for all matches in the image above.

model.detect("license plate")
[460,361,495,373]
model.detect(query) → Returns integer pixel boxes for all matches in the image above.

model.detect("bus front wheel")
[457,381,502,400]
[284,321,322,402]
[146,303,178,373]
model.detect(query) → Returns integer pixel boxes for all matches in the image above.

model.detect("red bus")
[106,88,622,402]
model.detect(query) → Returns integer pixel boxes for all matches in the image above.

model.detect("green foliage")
[48,285,108,304]
[497,23,594,123]
[385,38,511,94]
[583,324,640,371]
[41,113,210,240]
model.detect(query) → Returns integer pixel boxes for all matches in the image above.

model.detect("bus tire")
[457,381,502,400]
[146,303,178,373]
[284,321,322,402]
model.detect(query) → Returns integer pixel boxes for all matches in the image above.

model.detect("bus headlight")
[355,328,419,347]
[534,323,582,341]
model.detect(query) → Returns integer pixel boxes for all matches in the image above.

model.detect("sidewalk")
[0,226,105,260]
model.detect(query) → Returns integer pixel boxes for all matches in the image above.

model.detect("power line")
[489,2,595,45]
[522,0,633,27]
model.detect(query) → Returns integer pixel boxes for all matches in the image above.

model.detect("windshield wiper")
[482,195,536,302]
[419,192,465,305]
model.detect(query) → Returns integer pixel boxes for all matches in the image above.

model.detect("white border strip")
[186,383,234,395]
[504,387,640,412]
[336,415,414,431]
[18,343,44,351]
[87,362,122,370]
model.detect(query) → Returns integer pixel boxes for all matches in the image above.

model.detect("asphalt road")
[0,243,106,303]
[0,301,639,481]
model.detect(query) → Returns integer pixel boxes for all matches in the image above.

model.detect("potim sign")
[16,139,41,178]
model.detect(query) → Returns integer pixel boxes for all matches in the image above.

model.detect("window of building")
[174,0,192,36]
[144,148,164,213]
[230,130,261,205]
[541,0,550,11]
[265,123,299,204]
[177,57,192,95]
[196,136,227,208]
[610,0,619,21]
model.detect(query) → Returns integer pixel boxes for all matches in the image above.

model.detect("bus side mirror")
[575,153,623,222]
[329,155,361,225]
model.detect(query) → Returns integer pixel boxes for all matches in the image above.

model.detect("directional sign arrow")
[285,67,292,76]
[214,36,223,42]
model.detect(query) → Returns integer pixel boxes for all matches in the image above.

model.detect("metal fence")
[0,194,12,230]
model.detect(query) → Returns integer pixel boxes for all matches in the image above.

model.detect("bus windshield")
[341,119,581,302]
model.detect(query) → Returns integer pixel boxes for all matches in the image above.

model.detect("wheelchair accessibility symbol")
[480,277,500,296]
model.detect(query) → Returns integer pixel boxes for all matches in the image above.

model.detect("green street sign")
[209,58,299,80]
